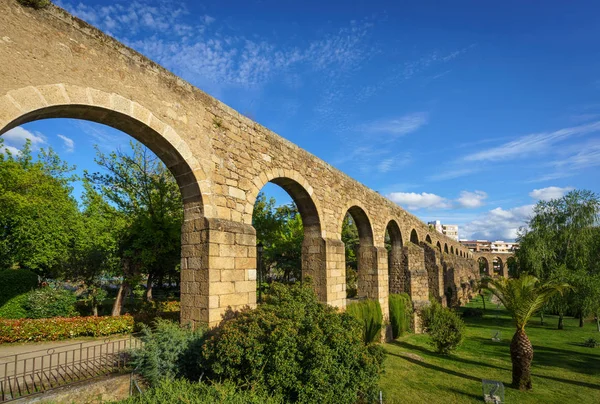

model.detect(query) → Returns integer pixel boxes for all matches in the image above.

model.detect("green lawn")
[380,296,600,403]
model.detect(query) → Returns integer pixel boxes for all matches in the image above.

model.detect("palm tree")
[486,275,569,390]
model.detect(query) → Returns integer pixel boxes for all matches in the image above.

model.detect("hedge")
[389,293,413,338]
[0,314,134,343]
[345,299,383,344]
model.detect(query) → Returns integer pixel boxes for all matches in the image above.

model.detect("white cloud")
[3,126,46,146]
[461,204,534,241]
[428,167,480,181]
[387,192,452,210]
[2,126,46,152]
[1,145,21,155]
[463,121,600,162]
[57,134,75,153]
[529,186,574,201]
[58,1,373,92]
[362,113,428,137]
[457,190,488,208]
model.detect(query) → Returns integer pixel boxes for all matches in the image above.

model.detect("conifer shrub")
[200,283,385,404]
[131,319,205,386]
[421,301,465,354]
[389,293,412,338]
[346,299,384,344]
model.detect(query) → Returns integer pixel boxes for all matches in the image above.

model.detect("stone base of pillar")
[180,217,257,329]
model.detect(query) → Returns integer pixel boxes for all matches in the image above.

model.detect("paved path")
[0,335,131,359]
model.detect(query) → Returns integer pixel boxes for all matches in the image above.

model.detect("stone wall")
[0,1,480,329]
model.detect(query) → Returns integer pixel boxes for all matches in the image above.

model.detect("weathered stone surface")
[0,1,496,330]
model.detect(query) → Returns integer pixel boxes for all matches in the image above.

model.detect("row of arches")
[0,85,475,327]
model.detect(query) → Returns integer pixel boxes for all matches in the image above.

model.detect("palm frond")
[486,275,570,330]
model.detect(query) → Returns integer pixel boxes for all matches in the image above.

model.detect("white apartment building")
[428,220,459,241]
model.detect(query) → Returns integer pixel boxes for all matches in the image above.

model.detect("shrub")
[0,314,134,343]
[17,0,51,9]
[117,378,282,404]
[346,299,384,344]
[0,269,38,307]
[583,337,599,348]
[0,293,30,319]
[25,287,78,319]
[200,283,385,404]
[131,319,205,386]
[389,293,412,338]
[421,301,465,355]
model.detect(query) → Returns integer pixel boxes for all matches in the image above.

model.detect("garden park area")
[381,293,600,403]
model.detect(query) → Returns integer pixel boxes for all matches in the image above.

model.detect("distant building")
[459,239,518,252]
[428,220,459,241]
[442,224,459,241]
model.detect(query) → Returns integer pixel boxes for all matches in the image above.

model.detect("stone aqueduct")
[0,2,513,330]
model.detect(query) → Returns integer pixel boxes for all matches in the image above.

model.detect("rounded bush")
[200,283,385,404]
[0,293,29,319]
[0,269,38,307]
[421,302,465,355]
[25,287,78,319]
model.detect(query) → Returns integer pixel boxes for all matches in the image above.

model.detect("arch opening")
[478,257,490,276]
[1,106,203,325]
[410,229,419,244]
[342,206,374,300]
[385,220,404,295]
[252,179,323,301]
[436,241,442,252]
[493,256,504,276]
[425,234,432,244]
[444,243,449,254]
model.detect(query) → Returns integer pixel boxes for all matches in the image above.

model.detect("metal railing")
[0,334,141,402]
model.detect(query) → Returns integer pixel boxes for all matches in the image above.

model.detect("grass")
[380,294,600,403]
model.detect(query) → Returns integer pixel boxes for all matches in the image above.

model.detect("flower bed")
[0,314,134,343]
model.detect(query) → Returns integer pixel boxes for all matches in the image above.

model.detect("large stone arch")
[0,84,214,327]
[0,85,206,204]
[247,170,327,300]
[386,220,405,295]
[410,229,419,244]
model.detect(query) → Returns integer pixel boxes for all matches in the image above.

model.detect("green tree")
[342,214,359,298]
[65,179,125,315]
[252,193,304,284]
[86,142,183,315]
[0,139,79,276]
[486,275,569,390]
[516,189,600,329]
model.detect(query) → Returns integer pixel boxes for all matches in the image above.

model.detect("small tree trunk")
[92,304,99,317]
[481,292,486,312]
[558,313,564,330]
[146,274,153,302]
[112,281,129,316]
[595,313,599,332]
[579,312,584,328]
[510,329,533,390]
[540,310,544,326]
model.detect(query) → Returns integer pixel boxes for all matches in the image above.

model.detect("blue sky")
[3,0,600,241]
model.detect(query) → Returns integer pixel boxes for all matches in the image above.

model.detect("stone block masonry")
[0,1,485,329]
